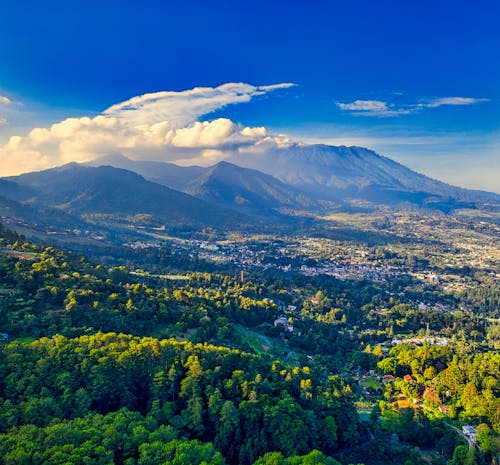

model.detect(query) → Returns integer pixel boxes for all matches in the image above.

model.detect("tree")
[377,357,398,375]
[180,355,205,436]
[215,400,240,463]
[423,387,441,407]
[449,445,468,465]
[323,415,338,452]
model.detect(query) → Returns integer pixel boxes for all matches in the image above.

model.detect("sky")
[0,0,499,192]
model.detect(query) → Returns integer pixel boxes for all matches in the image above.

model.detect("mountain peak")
[92,153,132,165]
[226,143,499,210]
[185,160,318,214]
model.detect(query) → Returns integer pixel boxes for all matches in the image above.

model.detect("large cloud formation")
[0,83,294,176]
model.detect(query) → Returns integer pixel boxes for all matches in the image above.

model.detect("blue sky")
[0,0,499,191]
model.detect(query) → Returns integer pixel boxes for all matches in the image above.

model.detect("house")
[462,426,477,443]
[438,405,451,415]
[273,316,293,333]
[403,374,413,382]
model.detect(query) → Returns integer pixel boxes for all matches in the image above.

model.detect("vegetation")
[0,221,498,465]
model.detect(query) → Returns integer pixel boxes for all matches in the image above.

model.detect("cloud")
[0,95,13,126]
[0,83,294,176]
[336,99,413,117]
[0,94,29,130]
[103,82,295,128]
[0,95,12,105]
[337,100,388,112]
[337,95,489,117]
[423,96,489,108]
[170,118,264,148]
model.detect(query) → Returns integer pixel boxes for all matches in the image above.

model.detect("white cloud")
[336,99,413,117]
[337,95,489,117]
[423,96,489,108]
[0,95,13,126]
[103,82,295,128]
[0,83,294,176]
[337,100,388,112]
[172,118,257,148]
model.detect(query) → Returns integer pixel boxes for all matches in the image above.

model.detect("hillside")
[3,164,247,231]
[90,155,318,215]
[91,146,500,214]
[87,154,206,191]
[228,144,499,210]
[184,161,318,214]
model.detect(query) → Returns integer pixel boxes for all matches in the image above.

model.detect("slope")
[184,161,318,215]
[87,153,205,191]
[3,164,247,230]
[228,144,499,210]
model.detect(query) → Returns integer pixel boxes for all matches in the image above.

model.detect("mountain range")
[2,164,246,232]
[0,144,498,243]
[90,147,499,211]
[88,154,319,215]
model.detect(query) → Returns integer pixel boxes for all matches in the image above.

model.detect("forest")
[0,223,498,465]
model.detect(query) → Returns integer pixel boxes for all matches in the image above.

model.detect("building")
[274,316,293,333]
[438,405,451,415]
[462,426,477,443]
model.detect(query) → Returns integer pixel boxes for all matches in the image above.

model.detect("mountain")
[0,179,37,202]
[87,154,205,191]
[0,194,70,229]
[4,143,496,243]
[183,161,319,214]
[0,179,96,233]
[90,155,319,216]
[91,146,499,214]
[3,164,246,231]
[227,144,499,211]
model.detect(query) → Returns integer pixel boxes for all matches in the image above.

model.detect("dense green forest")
[0,223,498,465]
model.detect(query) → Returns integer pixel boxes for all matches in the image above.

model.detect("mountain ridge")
[3,164,250,231]
[226,144,499,209]
[88,155,320,216]
[89,145,499,212]
[87,154,205,192]
[184,160,319,214]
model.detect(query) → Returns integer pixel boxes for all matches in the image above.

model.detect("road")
[445,422,476,449]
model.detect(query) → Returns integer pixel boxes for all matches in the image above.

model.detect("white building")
[462,425,477,443]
